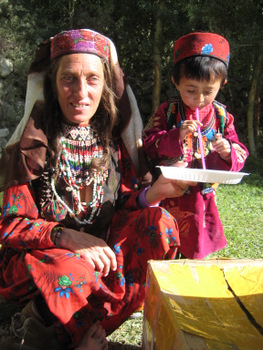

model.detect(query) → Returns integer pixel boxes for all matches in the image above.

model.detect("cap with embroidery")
[174,32,230,67]
[51,29,110,62]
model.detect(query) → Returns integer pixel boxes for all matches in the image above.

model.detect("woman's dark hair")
[173,56,227,86]
[41,55,117,173]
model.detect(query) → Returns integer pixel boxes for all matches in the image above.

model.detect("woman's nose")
[75,79,88,98]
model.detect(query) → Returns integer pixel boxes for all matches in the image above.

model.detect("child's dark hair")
[173,56,227,87]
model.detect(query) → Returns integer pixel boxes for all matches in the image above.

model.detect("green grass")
[209,158,263,260]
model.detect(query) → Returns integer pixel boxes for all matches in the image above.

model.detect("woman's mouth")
[72,103,89,108]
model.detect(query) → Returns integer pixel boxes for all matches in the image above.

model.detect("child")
[143,32,249,259]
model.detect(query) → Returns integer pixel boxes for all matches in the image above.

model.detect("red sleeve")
[143,102,184,159]
[116,139,144,210]
[206,112,249,171]
[0,183,58,250]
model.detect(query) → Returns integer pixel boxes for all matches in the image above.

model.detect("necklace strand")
[51,124,108,225]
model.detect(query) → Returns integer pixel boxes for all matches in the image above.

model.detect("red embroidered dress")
[143,98,249,259]
[0,128,180,347]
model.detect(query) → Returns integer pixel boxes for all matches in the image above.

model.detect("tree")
[247,44,263,157]
[0,0,262,153]
[152,1,164,114]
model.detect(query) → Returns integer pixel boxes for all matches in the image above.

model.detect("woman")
[0,29,194,350]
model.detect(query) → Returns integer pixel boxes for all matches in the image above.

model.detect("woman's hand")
[146,175,197,205]
[58,228,117,277]
[146,161,197,205]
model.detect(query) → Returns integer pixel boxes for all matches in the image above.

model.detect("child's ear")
[171,76,177,88]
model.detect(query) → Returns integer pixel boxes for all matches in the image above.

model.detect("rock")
[0,128,9,138]
[0,57,13,78]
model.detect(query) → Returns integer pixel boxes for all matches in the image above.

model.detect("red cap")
[174,32,230,67]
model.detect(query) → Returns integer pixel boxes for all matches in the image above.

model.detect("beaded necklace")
[51,123,108,225]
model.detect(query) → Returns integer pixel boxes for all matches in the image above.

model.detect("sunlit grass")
[210,159,263,260]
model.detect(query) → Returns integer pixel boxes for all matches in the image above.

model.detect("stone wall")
[0,56,25,156]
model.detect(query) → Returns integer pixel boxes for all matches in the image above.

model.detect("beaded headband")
[174,32,230,67]
[51,29,111,63]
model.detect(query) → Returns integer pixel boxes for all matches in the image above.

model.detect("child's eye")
[187,90,195,94]
[204,91,213,95]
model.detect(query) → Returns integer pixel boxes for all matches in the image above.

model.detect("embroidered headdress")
[51,29,111,62]
[174,32,230,67]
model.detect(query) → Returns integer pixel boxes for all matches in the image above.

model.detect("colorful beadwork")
[51,123,108,225]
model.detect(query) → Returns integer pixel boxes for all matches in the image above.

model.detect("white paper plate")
[158,166,249,184]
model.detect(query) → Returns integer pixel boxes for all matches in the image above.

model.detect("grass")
[108,317,143,349]
[210,157,263,260]
[1,157,263,348]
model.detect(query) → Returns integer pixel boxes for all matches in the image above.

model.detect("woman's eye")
[88,76,100,84]
[63,76,74,82]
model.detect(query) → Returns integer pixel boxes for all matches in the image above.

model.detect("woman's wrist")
[139,187,160,208]
[50,226,64,247]
[144,185,164,206]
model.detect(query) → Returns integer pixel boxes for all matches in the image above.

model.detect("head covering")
[51,29,110,62]
[0,29,151,191]
[174,32,230,67]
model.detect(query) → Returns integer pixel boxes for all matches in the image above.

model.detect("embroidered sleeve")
[224,113,249,171]
[0,183,58,250]
[143,102,184,159]
[206,112,249,171]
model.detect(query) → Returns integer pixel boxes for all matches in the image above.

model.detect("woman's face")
[56,53,104,125]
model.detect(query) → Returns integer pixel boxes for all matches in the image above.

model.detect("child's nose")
[196,93,205,103]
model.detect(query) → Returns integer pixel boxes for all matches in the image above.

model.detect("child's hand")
[179,120,202,140]
[212,134,231,160]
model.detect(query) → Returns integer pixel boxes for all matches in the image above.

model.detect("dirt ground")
[0,297,141,349]
[0,297,21,325]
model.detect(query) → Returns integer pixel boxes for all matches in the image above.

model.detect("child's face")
[174,76,221,111]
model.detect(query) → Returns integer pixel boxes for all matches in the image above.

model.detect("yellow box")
[142,259,263,350]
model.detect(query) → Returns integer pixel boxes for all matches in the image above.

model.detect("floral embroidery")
[54,275,74,299]
[165,228,176,245]
[201,43,213,55]
[74,277,87,293]
[113,243,121,254]
[125,272,134,286]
